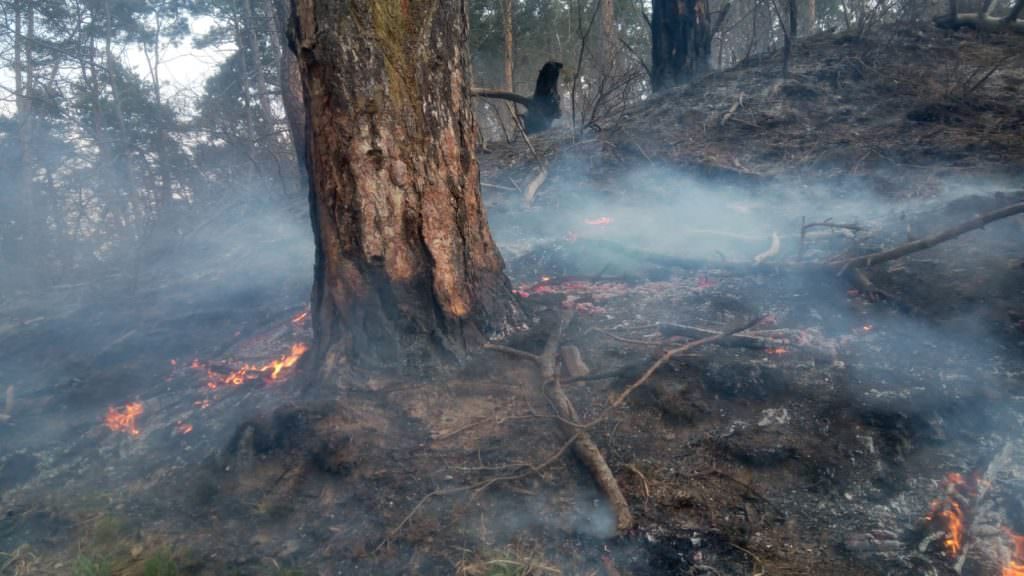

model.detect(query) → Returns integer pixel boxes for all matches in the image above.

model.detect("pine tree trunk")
[268,0,307,191]
[503,0,514,91]
[598,0,616,74]
[651,0,713,91]
[292,0,522,375]
[241,0,277,131]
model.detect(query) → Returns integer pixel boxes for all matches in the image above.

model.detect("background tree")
[291,0,523,373]
[651,0,714,90]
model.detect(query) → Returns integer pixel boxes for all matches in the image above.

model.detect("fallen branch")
[610,315,767,409]
[657,323,776,349]
[753,232,781,264]
[488,309,634,533]
[831,202,1024,269]
[523,166,548,206]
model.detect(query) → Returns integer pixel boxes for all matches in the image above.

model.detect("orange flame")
[192,342,308,388]
[291,310,310,324]
[1004,528,1024,576]
[175,422,193,435]
[268,343,308,380]
[767,347,788,355]
[925,472,977,557]
[105,402,144,436]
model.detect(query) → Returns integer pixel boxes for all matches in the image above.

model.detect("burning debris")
[923,472,979,558]
[104,402,144,436]
[192,340,308,390]
[1004,529,1024,576]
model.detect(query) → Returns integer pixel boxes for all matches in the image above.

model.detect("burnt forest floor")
[2,22,1024,576]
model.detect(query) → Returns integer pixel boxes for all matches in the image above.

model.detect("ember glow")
[584,216,613,226]
[104,402,144,436]
[925,472,978,557]
[268,342,309,379]
[1003,528,1024,576]
[291,309,310,324]
[195,342,309,388]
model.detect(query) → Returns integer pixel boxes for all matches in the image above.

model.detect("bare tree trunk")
[805,0,816,34]
[293,0,523,374]
[7,0,39,285]
[503,0,514,92]
[241,0,277,131]
[268,0,307,190]
[651,0,713,91]
[598,0,617,74]
[789,0,798,37]
[500,0,516,143]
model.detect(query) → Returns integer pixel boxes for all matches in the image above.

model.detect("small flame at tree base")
[1004,528,1024,576]
[200,342,309,389]
[105,402,144,436]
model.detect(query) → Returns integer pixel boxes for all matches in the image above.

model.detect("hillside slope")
[482,23,1024,198]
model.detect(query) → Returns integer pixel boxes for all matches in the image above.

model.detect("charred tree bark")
[651,0,713,91]
[292,0,522,375]
[472,61,563,134]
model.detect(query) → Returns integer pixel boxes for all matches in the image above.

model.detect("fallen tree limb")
[657,323,776,349]
[830,201,1024,269]
[487,309,633,533]
[610,315,766,409]
[470,88,533,107]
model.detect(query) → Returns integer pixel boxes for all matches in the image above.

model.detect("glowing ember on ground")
[767,347,788,355]
[175,422,193,435]
[695,275,717,291]
[268,343,309,379]
[584,216,614,226]
[192,342,309,388]
[104,402,144,436]
[862,324,873,332]
[291,310,310,324]
[925,472,978,557]
[1004,528,1024,576]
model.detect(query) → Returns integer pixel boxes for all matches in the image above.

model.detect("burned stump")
[473,61,563,134]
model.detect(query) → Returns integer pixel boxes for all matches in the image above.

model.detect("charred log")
[472,61,563,134]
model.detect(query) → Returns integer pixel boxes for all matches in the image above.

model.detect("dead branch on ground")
[831,201,1024,270]
[486,309,634,532]
[608,316,767,410]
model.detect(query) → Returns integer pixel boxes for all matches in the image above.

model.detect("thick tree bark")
[651,0,713,91]
[293,0,522,374]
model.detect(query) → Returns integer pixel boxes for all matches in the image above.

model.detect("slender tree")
[292,0,523,374]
